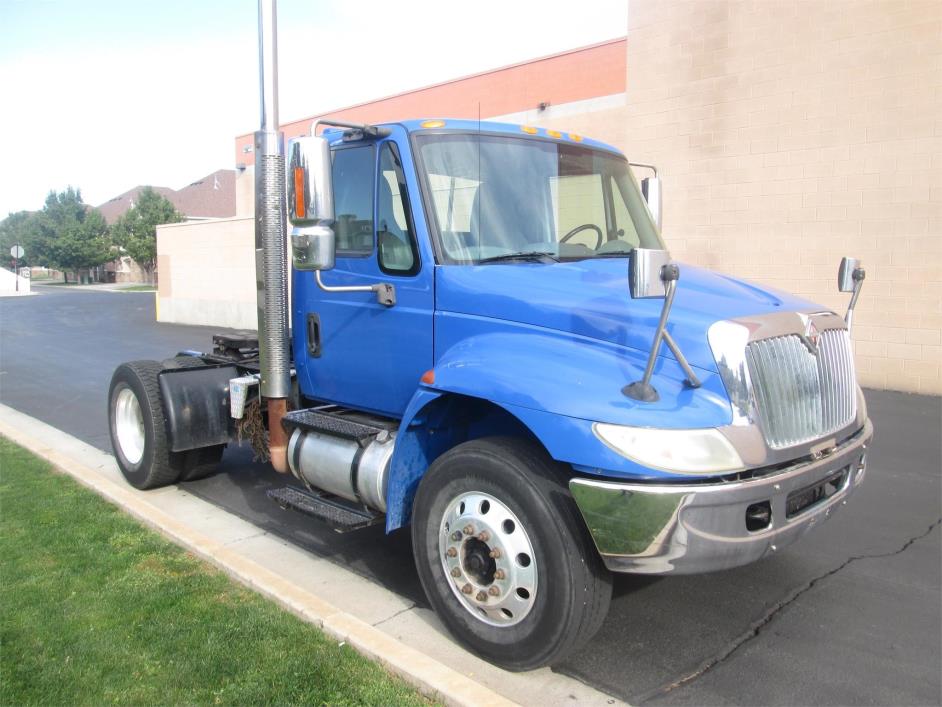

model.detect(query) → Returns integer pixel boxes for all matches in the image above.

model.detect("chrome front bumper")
[570,419,873,574]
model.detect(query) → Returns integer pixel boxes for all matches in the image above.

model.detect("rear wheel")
[178,445,225,482]
[411,437,612,671]
[108,360,185,489]
[161,355,208,369]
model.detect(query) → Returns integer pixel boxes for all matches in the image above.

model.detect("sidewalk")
[32,281,155,292]
[0,403,623,707]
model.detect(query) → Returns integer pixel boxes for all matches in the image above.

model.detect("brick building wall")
[233,39,627,164]
[604,0,941,394]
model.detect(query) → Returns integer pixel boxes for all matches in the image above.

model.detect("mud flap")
[158,365,238,452]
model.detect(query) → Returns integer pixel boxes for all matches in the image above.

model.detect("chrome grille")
[746,329,856,449]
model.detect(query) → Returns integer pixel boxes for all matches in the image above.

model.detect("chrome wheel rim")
[439,491,537,627]
[114,387,145,465]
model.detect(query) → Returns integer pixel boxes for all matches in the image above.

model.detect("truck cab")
[108,118,872,671]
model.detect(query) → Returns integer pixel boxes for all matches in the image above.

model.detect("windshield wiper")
[476,251,559,264]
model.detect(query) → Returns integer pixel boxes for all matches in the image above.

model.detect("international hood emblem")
[798,316,820,355]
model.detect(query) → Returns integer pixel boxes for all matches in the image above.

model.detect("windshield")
[415,132,664,263]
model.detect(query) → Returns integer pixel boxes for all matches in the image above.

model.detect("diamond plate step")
[267,486,383,533]
[282,409,388,444]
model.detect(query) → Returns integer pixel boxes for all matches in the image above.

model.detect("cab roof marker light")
[421,120,446,129]
[569,133,583,142]
[521,125,538,134]
[546,129,562,138]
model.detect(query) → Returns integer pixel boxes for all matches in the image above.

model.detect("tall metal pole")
[255,0,290,471]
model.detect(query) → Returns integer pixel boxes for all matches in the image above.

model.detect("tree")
[0,210,42,269]
[33,188,111,282]
[112,187,185,283]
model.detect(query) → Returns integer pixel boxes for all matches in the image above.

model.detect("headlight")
[593,423,745,475]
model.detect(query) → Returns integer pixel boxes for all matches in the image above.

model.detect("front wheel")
[411,437,612,671]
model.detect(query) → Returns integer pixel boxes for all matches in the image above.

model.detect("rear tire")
[108,360,184,489]
[161,355,208,369]
[178,445,225,482]
[161,356,225,482]
[411,437,612,671]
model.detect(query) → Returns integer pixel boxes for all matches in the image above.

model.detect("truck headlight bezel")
[593,422,745,475]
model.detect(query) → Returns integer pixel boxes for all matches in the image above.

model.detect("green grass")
[119,285,157,292]
[0,437,430,706]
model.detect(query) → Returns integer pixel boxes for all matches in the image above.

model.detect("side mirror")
[629,248,671,299]
[287,136,334,225]
[640,176,662,231]
[287,136,335,271]
[838,256,862,293]
[291,226,335,271]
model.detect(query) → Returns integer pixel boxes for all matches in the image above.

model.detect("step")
[281,408,388,445]
[267,486,383,533]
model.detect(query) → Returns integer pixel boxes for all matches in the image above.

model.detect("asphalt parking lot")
[2,285,940,705]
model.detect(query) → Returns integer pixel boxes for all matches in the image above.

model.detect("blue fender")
[384,318,733,531]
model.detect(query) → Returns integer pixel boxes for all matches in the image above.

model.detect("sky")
[0,0,627,218]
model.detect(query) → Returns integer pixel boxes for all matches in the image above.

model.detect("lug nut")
[488,586,500,596]
[461,583,473,594]
[476,591,488,602]
[446,547,458,558]
[463,525,474,535]
[477,531,490,542]
[451,531,462,542]
[489,549,501,559]
[451,567,461,577]
[494,569,505,580]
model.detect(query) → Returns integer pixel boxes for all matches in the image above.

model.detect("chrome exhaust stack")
[254,0,290,471]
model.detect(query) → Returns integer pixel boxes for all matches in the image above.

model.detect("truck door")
[293,131,434,417]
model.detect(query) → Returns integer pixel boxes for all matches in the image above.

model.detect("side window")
[377,143,419,274]
[332,145,375,255]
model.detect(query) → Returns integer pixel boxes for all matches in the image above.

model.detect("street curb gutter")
[0,406,515,707]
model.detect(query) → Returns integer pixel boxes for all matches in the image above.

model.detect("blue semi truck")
[107,1,872,671]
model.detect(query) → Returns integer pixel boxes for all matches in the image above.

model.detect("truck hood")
[435,258,822,374]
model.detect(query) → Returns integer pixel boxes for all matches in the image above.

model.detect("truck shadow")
[181,443,428,606]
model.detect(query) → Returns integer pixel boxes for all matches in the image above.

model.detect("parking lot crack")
[640,518,942,703]
[371,603,416,628]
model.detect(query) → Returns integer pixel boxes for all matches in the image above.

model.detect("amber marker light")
[546,129,562,138]
[420,369,436,385]
[569,133,583,142]
[293,167,306,219]
[521,125,538,134]
[421,120,446,128]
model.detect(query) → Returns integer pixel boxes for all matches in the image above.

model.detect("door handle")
[306,313,321,357]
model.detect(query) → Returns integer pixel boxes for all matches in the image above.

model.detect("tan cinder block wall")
[157,217,257,330]
[607,0,941,395]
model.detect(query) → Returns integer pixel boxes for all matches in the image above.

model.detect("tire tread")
[109,360,183,489]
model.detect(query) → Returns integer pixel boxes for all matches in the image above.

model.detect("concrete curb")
[0,405,513,707]
[0,404,625,706]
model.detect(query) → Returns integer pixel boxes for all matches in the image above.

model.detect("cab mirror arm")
[624,249,701,403]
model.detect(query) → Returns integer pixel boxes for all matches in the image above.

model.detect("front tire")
[108,360,185,489]
[411,437,612,671]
